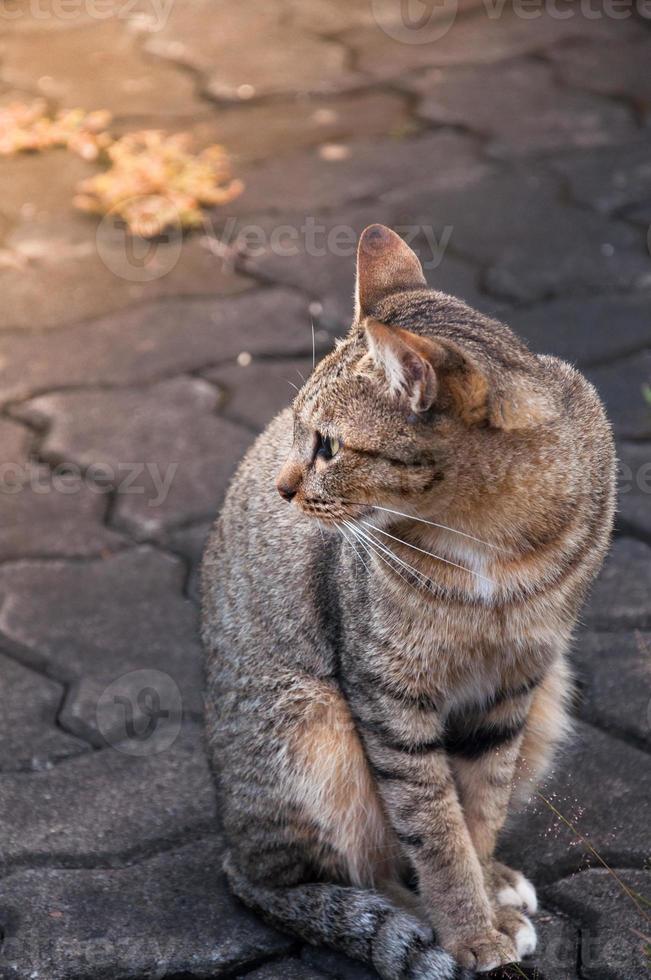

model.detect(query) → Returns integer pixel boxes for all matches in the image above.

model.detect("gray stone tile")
[544,869,651,979]
[586,351,651,440]
[1,219,252,331]
[389,168,651,302]
[0,547,203,743]
[0,289,321,403]
[144,0,362,100]
[548,33,651,123]
[584,538,651,631]
[0,838,292,980]
[0,416,128,561]
[0,652,88,772]
[0,461,128,562]
[617,440,651,541]
[182,91,416,166]
[163,520,212,602]
[15,377,254,537]
[571,631,651,750]
[0,20,209,117]
[347,7,637,79]
[499,722,651,882]
[551,139,651,215]
[409,59,634,158]
[0,723,216,868]
[229,131,485,215]
[232,206,500,330]
[202,356,315,431]
[509,293,651,366]
[246,960,328,980]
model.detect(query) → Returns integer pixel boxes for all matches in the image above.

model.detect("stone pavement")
[1,2,650,978]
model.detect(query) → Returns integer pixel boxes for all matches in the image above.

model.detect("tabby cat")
[201,225,615,977]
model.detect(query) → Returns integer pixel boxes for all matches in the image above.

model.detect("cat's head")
[276,225,558,542]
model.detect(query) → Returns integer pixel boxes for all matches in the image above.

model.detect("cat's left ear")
[355,224,426,318]
[363,318,555,429]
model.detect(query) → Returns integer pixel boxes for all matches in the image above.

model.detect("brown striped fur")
[201,225,615,977]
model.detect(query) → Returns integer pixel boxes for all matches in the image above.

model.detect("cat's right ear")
[355,224,426,319]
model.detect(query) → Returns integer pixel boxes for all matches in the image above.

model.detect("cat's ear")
[364,317,555,429]
[363,318,441,413]
[355,224,426,318]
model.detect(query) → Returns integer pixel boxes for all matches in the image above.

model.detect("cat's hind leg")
[225,856,467,980]
[216,677,466,979]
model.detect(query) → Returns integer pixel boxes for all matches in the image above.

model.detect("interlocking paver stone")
[347,7,638,79]
[0,547,203,743]
[544,869,651,979]
[583,538,651,630]
[144,0,362,100]
[181,91,416,166]
[586,351,651,440]
[0,416,127,561]
[229,131,486,215]
[0,461,128,562]
[0,288,322,403]
[0,652,88,772]
[548,32,651,123]
[408,59,634,158]
[15,377,254,537]
[617,441,651,541]
[163,521,212,603]
[0,722,216,868]
[232,206,501,329]
[571,631,651,750]
[388,168,651,302]
[0,20,209,117]
[0,838,292,980]
[499,722,651,882]
[203,356,314,431]
[1,220,253,331]
[551,139,651,215]
[509,293,651,366]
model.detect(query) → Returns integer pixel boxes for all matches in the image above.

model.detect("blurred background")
[0,2,650,978]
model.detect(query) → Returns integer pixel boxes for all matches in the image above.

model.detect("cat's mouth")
[299,496,372,525]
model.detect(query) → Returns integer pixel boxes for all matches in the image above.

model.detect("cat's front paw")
[486,859,538,914]
[444,927,518,973]
[494,905,537,959]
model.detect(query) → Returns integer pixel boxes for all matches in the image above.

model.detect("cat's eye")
[316,432,342,461]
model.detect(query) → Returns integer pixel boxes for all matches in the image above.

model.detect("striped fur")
[201,226,615,976]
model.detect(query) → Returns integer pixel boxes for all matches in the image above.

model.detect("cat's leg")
[209,674,464,979]
[447,692,537,957]
[350,694,519,973]
[225,858,468,980]
[451,658,571,926]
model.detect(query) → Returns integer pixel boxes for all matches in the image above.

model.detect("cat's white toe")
[514,916,537,958]
[496,885,522,908]
[513,872,538,914]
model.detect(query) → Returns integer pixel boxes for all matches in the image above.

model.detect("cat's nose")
[277,482,297,502]
[276,461,302,502]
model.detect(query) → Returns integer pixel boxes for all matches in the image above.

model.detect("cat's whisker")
[360,520,497,586]
[311,319,316,371]
[344,521,431,594]
[285,378,301,394]
[339,524,371,576]
[365,504,513,556]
